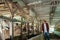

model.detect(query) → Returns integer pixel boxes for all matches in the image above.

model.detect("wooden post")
[4,0,14,40]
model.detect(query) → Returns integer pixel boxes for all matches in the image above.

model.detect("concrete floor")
[35,34,60,40]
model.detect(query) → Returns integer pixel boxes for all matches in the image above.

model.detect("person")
[41,20,50,40]
[14,23,21,36]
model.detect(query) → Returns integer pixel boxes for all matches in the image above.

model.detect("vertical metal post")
[40,20,42,34]
[10,15,14,40]
[33,17,35,35]
[32,21,34,35]
[27,23,29,39]
[38,22,40,34]
[20,17,23,40]
[20,22,22,40]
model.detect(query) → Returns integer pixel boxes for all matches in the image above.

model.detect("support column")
[4,0,14,40]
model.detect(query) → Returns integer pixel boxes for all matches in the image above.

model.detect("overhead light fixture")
[51,13,54,16]
[27,1,42,6]
[53,19,60,20]
[13,16,21,20]
[51,25,55,27]
[3,14,11,17]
